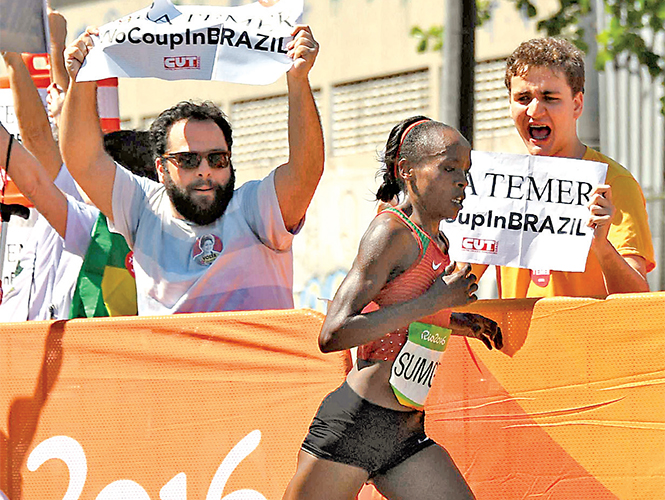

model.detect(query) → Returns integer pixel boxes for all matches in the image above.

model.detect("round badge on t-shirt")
[192,234,223,267]
[125,251,135,278]
[530,269,551,287]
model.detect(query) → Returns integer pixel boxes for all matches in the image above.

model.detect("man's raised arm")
[273,26,324,232]
[60,28,116,220]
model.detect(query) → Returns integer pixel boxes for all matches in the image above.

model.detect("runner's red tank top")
[357,208,452,362]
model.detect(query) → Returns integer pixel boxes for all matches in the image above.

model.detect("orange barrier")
[0,310,348,499]
[427,292,665,500]
[1,294,663,499]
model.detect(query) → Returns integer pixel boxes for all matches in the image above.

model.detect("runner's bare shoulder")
[355,211,420,278]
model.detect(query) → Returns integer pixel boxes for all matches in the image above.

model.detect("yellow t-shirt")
[496,147,655,298]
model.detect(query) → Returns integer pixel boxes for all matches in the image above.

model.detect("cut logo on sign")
[164,56,201,70]
[462,237,498,253]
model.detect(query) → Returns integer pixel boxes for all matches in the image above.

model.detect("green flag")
[69,213,138,318]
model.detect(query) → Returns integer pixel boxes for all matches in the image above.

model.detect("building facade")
[36,0,665,302]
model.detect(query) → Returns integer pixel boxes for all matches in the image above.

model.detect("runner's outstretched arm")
[274,25,324,231]
[319,217,480,353]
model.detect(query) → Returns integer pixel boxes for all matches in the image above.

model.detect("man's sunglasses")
[161,150,231,170]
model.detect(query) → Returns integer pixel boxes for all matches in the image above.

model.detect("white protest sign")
[442,151,608,272]
[0,0,49,54]
[0,90,20,137]
[77,0,303,85]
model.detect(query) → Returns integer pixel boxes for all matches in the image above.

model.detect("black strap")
[26,241,38,321]
[5,134,14,174]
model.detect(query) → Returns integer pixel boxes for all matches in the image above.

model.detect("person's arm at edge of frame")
[1,52,63,180]
[0,124,68,237]
[60,27,116,221]
[588,184,650,294]
[48,8,70,93]
[273,25,324,232]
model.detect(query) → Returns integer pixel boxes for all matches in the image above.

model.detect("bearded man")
[60,26,323,314]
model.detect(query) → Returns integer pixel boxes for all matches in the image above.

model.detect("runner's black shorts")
[300,381,435,478]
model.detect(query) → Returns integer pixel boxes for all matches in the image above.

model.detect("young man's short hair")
[505,37,585,95]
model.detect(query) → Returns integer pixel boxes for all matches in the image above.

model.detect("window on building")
[231,91,321,180]
[475,58,513,141]
[331,69,430,157]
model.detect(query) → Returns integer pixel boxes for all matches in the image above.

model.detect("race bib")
[390,322,451,410]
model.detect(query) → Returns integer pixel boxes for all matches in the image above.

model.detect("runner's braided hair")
[376,115,433,202]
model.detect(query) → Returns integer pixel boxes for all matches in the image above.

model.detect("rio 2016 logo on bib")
[390,322,451,410]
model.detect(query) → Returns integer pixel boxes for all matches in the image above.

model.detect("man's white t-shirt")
[0,167,97,321]
[111,164,298,315]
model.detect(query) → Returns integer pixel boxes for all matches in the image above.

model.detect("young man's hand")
[587,184,615,245]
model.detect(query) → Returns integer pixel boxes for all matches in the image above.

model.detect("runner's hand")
[427,262,478,310]
[286,25,318,79]
[450,312,503,350]
[64,27,98,81]
[442,261,456,277]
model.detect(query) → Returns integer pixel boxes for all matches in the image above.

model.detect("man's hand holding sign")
[587,185,616,243]
[585,183,649,294]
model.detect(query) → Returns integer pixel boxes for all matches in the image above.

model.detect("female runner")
[283,116,502,500]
